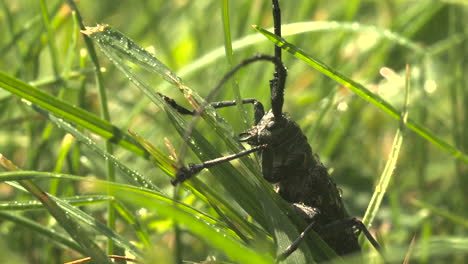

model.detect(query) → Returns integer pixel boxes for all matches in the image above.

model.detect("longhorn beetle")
[161,0,383,261]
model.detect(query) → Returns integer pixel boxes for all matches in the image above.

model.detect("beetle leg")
[171,145,267,185]
[160,92,264,118]
[276,203,320,261]
[278,207,385,262]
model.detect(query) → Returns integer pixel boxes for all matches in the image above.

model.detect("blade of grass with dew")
[50,195,143,258]
[0,171,225,225]
[128,130,176,178]
[128,129,256,252]
[253,25,468,164]
[0,71,146,157]
[0,211,83,254]
[0,194,112,210]
[44,110,160,191]
[1,170,263,260]
[0,155,112,263]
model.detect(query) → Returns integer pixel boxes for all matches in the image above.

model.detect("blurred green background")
[0,0,467,263]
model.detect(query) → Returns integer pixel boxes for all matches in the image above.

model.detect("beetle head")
[239,110,292,146]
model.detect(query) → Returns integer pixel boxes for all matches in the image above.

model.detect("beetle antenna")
[270,0,287,120]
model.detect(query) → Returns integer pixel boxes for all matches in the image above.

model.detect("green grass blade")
[221,0,249,129]
[81,25,182,87]
[38,0,60,77]
[0,171,229,235]
[49,134,74,195]
[178,21,425,81]
[129,130,175,177]
[81,25,244,161]
[0,194,111,210]
[0,71,146,157]
[253,25,468,164]
[361,65,411,247]
[50,196,143,258]
[80,26,252,164]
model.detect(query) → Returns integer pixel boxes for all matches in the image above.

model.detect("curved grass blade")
[0,171,234,239]
[0,155,111,263]
[0,170,255,259]
[0,72,146,157]
[0,172,142,259]
[179,21,426,80]
[254,25,468,164]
